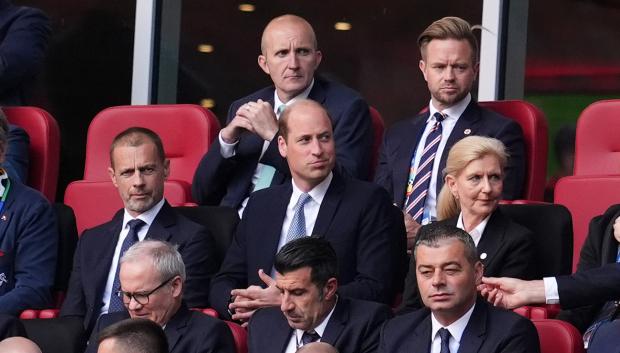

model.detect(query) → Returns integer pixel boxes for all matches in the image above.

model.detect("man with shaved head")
[0,337,42,353]
[193,14,373,216]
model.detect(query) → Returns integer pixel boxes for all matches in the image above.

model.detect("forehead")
[120,259,159,289]
[286,106,332,135]
[276,267,314,289]
[416,238,470,266]
[425,38,474,62]
[112,142,162,167]
[461,155,501,173]
[264,21,315,49]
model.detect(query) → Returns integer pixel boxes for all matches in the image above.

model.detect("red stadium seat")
[573,99,620,175]
[532,319,584,353]
[554,175,620,271]
[478,100,548,201]
[19,309,40,319]
[369,106,385,180]
[82,104,220,201]
[3,106,60,201]
[225,321,248,353]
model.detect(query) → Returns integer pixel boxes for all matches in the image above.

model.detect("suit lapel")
[320,300,348,345]
[393,115,428,207]
[0,186,16,239]
[146,202,174,242]
[164,304,191,352]
[476,210,506,268]
[308,78,327,105]
[258,185,292,273]
[272,312,295,353]
[91,211,124,300]
[312,174,345,236]
[410,312,433,353]
[457,298,487,353]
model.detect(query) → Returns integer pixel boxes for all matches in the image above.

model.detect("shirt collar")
[290,172,333,207]
[122,198,165,229]
[428,93,471,122]
[430,302,476,346]
[0,168,8,196]
[456,212,491,246]
[295,296,338,342]
[273,79,315,116]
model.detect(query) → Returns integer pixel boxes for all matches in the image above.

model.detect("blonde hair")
[436,136,508,220]
[418,16,478,63]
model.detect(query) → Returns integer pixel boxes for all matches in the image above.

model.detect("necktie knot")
[127,219,146,233]
[433,112,445,123]
[301,330,320,345]
[295,193,312,210]
[438,328,451,353]
[277,104,286,117]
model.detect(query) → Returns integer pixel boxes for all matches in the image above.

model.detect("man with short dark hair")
[96,318,168,353]
[61,127,217,334]
[248,237,392,353]
[380,223,539,353]
[86,240,235,353]
[210,100,404,322]
[192,14,372,215]
[375,16,525,249]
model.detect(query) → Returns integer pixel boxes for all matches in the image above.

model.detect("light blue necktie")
[286,193,312,243]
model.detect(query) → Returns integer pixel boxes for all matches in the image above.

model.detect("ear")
[171,276,183,298]
[473,61,480,76]
[278,135,288,158]
[314,50,323,68]
[258,54,270,75]
[445,174,458,198]
[163,159,170,180]
[322,277,338,301]
[419,59,428,81]
[473,261,484,285]
[108,167,118,188]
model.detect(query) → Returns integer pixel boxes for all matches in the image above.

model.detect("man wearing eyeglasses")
[85,240,235,353]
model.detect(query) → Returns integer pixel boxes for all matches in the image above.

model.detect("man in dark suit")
[85,240,235,353]
[192,14,372,214]
[0,0,50,106]
[248,237,392,353]
[0,112,57,315]
[210,100,404,322]
[380,223,539,353]
[96,319,168,353]
[60,127,217,334]
[374,16,525,248]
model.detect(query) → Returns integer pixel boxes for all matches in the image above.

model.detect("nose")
[287,52,299,69]
[131,170,145,187]
[444,67,455,81]
[431,270,446,287]
[481,176,492,193]
[310,138,322,156]
[281,293,294,312]
[126,296,143,311]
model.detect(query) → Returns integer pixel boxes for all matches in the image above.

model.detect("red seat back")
[574,99,620,175]
[479,100,548,201]
[83,104,220,201]
[3,107,60,201]
[225,321,248,353]
[554,175,620,271]
[532,319,584,353]
[369,106,385,180]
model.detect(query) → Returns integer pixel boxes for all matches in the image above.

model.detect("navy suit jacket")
[192,77,373,209]
[3,124,29,183]
[398,208,536,313]
[0,0,50,105]
[557,204,620,325]
[380,297,540,353]
[85,303,236,353]
[375,100,526,207]
[248,297,392,353]
[0,178,57,315]
[60,201,217,333]
[209,172,405,319]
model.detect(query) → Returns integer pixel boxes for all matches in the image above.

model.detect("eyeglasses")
[116,276,176,305]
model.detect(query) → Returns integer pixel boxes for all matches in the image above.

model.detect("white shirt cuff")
[219,131,238,158]
[543,277,560,304]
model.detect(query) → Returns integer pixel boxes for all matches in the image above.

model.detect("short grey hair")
[120,240,186,282]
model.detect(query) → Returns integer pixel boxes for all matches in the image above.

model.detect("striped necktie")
[404,112,445,223]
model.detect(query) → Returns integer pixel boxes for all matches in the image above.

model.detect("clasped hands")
[221,99,278,143]
[229,269,281,326]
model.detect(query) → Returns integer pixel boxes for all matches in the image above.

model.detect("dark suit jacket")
[380,297,540,353]
[0,178,57,315]
[192,77,373,209]
[3,124,29,183]
[0,0,50,105]
[557,204,620,331]
[375,100,526,207]
[248,297,392,353]
[60,201,217,333]
[209,172,405,319]
[85,303,236,353]
[398,208,536,313]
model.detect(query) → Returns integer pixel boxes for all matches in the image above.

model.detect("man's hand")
[403,212,421,253]
[229,269,281,323]
[613,216,620,243]
[478,277,546,309]
[237,99,278,141]
[221,111,254,144]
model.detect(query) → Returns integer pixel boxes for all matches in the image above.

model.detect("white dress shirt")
[430,302,476,353]
[218,81,315,217]
[456,212,491,247]
[99,198,165,316]
[283,299,338,353]
[410,94,471,223]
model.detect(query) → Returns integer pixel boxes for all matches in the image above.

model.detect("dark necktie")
[108,219,146,312]
[438,327,451,353]
[404,112,445,223]
[285,193,312,243]
[301,330,320,346]
[583,246,620,348]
